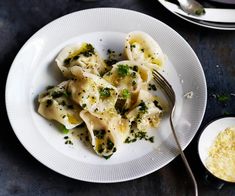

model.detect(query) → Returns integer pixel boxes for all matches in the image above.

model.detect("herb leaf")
[61,125,69,134]
[138,101,148,113]
[217,94,230,103]
[121,89,130,99]
[117,64,129,77]
[99,87,111,98]
[93,129,106,139]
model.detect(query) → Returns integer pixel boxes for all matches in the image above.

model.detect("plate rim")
[5,7,207,182]
[158,0,235,30]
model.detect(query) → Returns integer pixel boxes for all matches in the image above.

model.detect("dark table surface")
[1,0,235,195]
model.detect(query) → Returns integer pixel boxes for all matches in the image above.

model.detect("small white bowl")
[198,116,235,186]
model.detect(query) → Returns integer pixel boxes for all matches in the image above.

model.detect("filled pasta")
[68,66,118,113]
[38,81,83,129]
[103,60,152,111]
[126,90,162,131]
[37,31,165,159]
[125,31,165,69]
[80,110,129,158]
[56,42,108,77]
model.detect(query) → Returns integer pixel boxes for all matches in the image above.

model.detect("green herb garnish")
[132,80,137,86]
[102,154,112,160]
[97,144,104,153]
[64,58,71,65]
[195,8,205,16]
[130,44,136,51]
[121,89,131,99]
[124,130,154,144]
[80,43,95,57]
[223,111,230,115]
[104,59,118,67]
[61,125,69,134]
[51,91,64,99]
[132,65,138,72]
[106,138,114,150]
[46,99,52,107]
[217,94,230,103]
[63,91,71,97]
[99,87,111,98]
[138,101,148,113]
[117,64,129,77]
[93,129,106,139]
[148,84,157,91]
[153,100,163,110]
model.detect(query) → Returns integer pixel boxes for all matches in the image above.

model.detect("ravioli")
[37,32,166,159]
[68,66,118,113]
[126,90,162,131]
[38,81,83,129]
[125,31,165,69]
[56,42,108,77]
[80,110,129,158]
[103,60,152,110]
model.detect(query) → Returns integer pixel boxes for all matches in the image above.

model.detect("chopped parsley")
[148,84,157,91]
[80,43,95,57]
[106,138,114,150]
[51,90,70,99]
[65,140,73,145]
[97,144,104,153]
[138,101,148,113]
[124,131,154,143]
[131,72,137,78]
[93,129,106,139]
[117,64,129,77]
[64,43,95,65]
[51,91,64,99]
[63,91,71,97]
[46,99,52,107]
[217,94,230,103]
[223,111,230,115]
[121,89,131,99]
[99,87,111,98]
[195,8,205,16]
[60,125,69,134]
[153,100,163,110]
[73,55,79,60]
[102,154,112,160]
[132,80,137,86]
[132,65,138,72]
[104,59,118,67]
[64,57,71,65]
[130,44,136,51]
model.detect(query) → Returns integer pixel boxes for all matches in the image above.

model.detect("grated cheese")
[184,91,194,99]
[206,127,235,182]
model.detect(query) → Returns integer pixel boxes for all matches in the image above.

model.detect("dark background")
[1,0,235,195]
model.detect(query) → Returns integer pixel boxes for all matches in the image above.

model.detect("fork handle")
[170,111,198,196]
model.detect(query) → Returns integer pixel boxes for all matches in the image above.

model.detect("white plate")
[5,8,207,182]
[158,0,235,30]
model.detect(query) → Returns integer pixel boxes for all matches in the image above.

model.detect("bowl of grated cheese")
[198,116,235,187]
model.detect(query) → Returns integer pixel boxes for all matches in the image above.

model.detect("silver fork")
[153,69,198,196]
